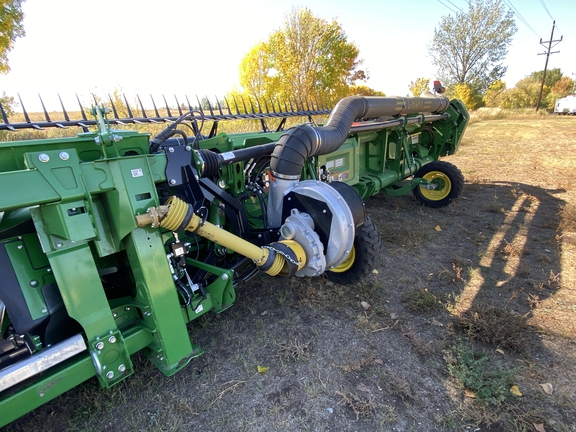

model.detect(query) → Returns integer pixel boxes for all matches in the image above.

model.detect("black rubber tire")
[413,161,464,208]
[326,216,382,285]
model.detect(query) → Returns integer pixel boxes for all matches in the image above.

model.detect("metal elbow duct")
[269,94,451,179]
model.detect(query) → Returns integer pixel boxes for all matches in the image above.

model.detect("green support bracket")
[384,177,432,197]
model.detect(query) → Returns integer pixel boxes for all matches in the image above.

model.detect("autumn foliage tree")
[409,78,430,97]
[236,8,376,108]
[0,0,25,74]
[483,80,506,107]
[494,68,574,110]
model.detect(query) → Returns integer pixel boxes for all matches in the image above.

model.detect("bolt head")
[168,147,174,153]
[38,153,50,163]
[221,273,229,281]
[185,146,192,151]
[106,371,114,379]
[108,336,117,344]
[118,364,126,372]
[96,342,104,350]
[169,179,177,185]
[59,151,70,161]
[30,280,39,287]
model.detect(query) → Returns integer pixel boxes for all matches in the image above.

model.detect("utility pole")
[536,21,562,112]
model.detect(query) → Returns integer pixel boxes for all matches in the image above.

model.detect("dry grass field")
[3,110,576,431]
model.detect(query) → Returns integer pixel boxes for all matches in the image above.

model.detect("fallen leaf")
[495,348,505,355]
[539,383,553,395]
[510,385,522,396]
[257,366,269,373]
[390,313,398,320]
[431,318,444,327]
[372,269,379,275]
[374,358,383,365]
[435,225,442,232]
[360,301,371,310]
[532,423,545,432]
[261,310,269,316]
[464,389,476,398]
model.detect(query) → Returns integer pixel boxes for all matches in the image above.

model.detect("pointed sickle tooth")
[37,94,51,122]
[0,101,9,124]
[108,94,119,119]
[151,95,161,118]
[18,94,31,123]
[76,94,88,121]
[58,94,70,121]
[175,95,183,116]
[185,95,193,112]
[206,96,215,116]
[195,95,205,116]
[162,95,172,118]
[123,94,134,119]
[137,95,148,118]
[216,96,224,116]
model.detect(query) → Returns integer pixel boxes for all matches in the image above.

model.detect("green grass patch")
[445,342,517,405]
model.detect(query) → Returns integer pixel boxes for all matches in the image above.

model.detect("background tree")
[529,68,563,89]
[0,0,25,74]
[494,69,574,110]
[348,85,385,97]
[238,42,277,100]
[408,78,430,97]
[451,83,481,110]
[429,0,516,98]
[0,0,25,112]
[236,7,378,107]
[483,80,506,107]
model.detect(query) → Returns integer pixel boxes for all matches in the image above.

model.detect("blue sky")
[1,0,574,112]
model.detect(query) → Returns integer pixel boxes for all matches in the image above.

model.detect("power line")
[538,0,554,21]
[503,0,541,39]
[539,0,563,35]
[444,0,464,13]
[436,0,458,14]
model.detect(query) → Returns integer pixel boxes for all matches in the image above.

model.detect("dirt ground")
[4,115,576,432]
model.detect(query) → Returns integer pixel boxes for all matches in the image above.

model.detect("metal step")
[0,334,87,392]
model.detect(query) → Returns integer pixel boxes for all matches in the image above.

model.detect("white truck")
[554,95,576,114]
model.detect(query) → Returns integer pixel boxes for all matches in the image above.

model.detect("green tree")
[530,68,563,88]
[429,0,517,95]
[0,0,25,74]
[408,78,430,96]
[238,7,367,106]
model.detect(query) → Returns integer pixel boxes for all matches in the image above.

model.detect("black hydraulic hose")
[199,143,277,178]
[269,95,451,178]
